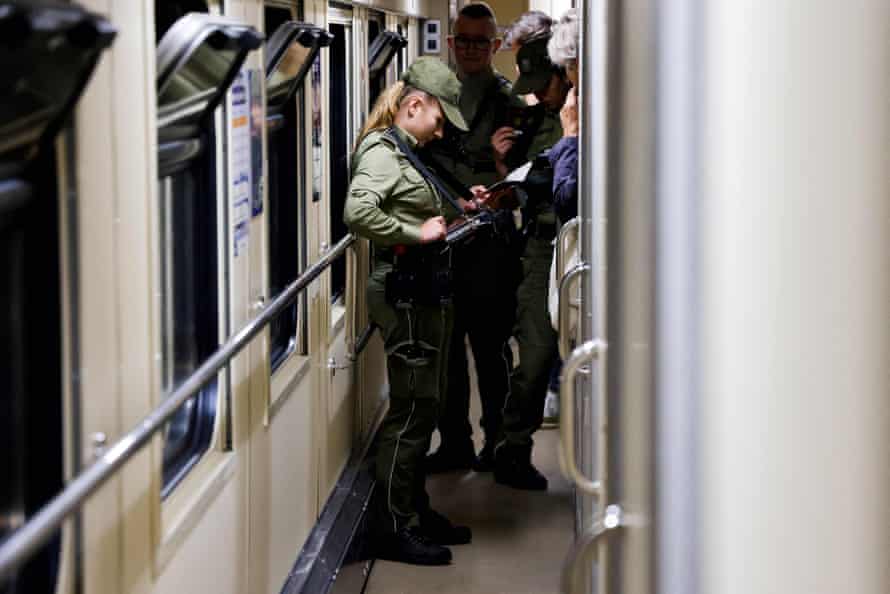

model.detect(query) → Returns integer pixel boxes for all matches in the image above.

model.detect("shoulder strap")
[384,128,466,215]
[419,147,473,198]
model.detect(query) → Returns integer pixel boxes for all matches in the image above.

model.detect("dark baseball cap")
[401,57,469,131]
[512,35,554,95]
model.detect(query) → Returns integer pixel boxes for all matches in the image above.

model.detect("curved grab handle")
[561,504,624,594]
[558,263,590,360]
[556,216,581,279]
[560,339,607,496]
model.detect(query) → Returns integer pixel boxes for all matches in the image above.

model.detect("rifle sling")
[384,128,465,215]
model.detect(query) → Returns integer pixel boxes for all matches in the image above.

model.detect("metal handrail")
[0,233,357,580]
[349,323,377,360]
[560,339,607,496]
[555,216,580,279]
[560,504,624,594]
[558,263,590,360]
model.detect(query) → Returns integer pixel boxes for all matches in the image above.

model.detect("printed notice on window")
[230,69,252,259]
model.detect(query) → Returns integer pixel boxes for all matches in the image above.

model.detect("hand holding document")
[475,161,534,210]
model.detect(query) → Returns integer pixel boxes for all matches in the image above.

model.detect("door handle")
[326,356,353,377]
[560,339,607,496]
[561,504,624,594]
[558,263,590,360]
[556,216,580,280]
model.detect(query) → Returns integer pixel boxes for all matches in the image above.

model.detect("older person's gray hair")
[548,8,579,67]
[504,10,552,48]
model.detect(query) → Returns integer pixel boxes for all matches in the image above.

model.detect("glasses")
[452,36,494,51]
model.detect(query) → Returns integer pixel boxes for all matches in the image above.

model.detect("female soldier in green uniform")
[343,57,471,566]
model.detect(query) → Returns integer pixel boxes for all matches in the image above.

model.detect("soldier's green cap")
[513,35,555,95]
[401,57,469,131]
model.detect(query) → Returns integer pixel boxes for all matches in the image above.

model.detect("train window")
[155,14,260,496]
[266,22,331,111]
[310,56,323,204]
[367,12,385,108]
[264,19,332,367]
[157,163,220,495]
[396,22,407,77]
[368,31,407,83]
[157,15,261,130]
[327,21,355,302]
[0,2,114,592]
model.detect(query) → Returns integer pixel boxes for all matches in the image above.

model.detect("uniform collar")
[392,125,419,149]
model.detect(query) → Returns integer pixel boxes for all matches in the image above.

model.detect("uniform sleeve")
[549,136,579,223]
[343,145,424,245]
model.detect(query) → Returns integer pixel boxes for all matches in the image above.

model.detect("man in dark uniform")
[422,2,527,473]
[490,16,572,491]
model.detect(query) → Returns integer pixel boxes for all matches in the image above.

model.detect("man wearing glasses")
[423,2,526,474]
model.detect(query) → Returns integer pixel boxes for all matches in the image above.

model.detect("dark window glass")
[368,18,381,44]
[266,6,308,368]
[0,155,64,594]
[155,0,210,42]
[158,145,220,497]
[367,19,385,108]
[267,106,303,367]
[265,5,292,33]
[328,22,352,302]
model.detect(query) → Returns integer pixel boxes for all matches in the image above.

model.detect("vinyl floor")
[364,347,575,594]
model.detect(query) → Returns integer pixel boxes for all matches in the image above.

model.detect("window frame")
[264,16,332,372]
[155,13,262,131]
[325,12,357,307]
[154,12,259,498]
[367,30,407,80]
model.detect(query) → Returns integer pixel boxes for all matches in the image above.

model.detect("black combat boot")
[472,441,497,472]
[376,526,453,565]
[424,441,478,474]
[493,443,548,491]
[419,508,472,545]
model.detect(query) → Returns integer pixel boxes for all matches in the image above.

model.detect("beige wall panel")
[102,0,158,592]
[249,378,317,594]
[485,0,528,81]
[322,334,357,495]
[415,0,449,60]
[72,3,123,590]
[153,481,245,594]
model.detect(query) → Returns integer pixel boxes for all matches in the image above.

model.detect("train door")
[0,5,113,594]
[245,3,333,590]
[320,0,362,497]
[355,15,408,442]
[148,9,260,593]
[559,0,626,591]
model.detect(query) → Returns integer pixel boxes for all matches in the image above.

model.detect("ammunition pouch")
[384,244,453,308]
